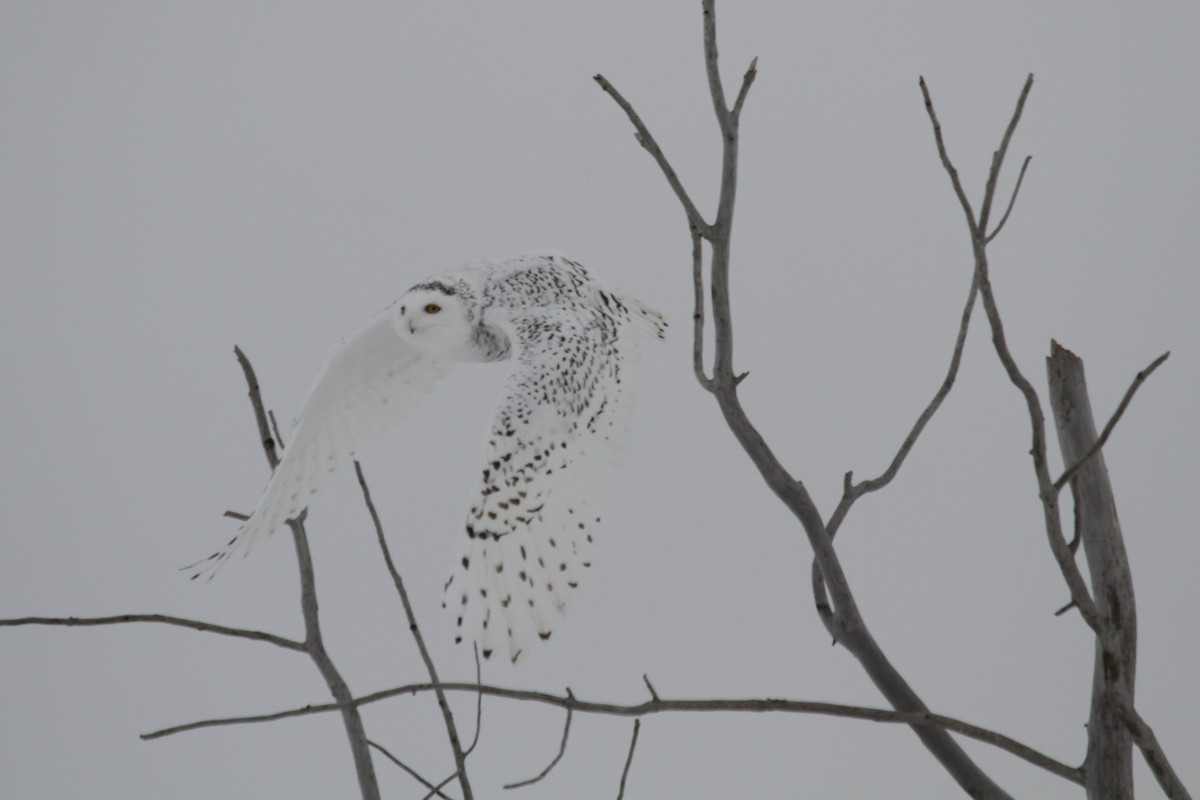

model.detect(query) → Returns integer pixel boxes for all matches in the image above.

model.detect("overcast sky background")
[2,2,1197,798]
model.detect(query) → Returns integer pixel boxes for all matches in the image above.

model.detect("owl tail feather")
[445,505,594,664]
[625,296,668,341]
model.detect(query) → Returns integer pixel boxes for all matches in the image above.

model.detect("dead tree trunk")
[1047,341,1137,800]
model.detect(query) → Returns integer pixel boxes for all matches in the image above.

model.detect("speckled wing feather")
[444,265,666,661]
[190,309,451,577]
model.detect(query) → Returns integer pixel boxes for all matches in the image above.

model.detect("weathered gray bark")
[1047,342,1137,800]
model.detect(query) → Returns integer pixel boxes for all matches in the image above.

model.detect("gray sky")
[2,2,1197,797]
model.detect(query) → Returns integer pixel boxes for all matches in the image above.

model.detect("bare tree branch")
[141,682,1083,785]
[920,75,1104,638]
[642,674,660,702]
[503,690,574,790]
[234,349,381,800]
[978,75,1035,233]
[1115,688,1193,800]
[287,515,381,800]
[924,73,1190,799]
[615,719,642,800]
[918,76,980,238]
[0,614,305,652]
[690,225,712,388]
[731,58,758,122]
[592,74,710,235]
[268,408,286,450]
[355,460,473,800]
[1053,350,1170,492]
[813,270,979,631]
[595,5,1014,796]
[368,739,454,800]
[233,344,281,470]
[1049,342,1138,798]
[985,155,1033,243]
[463,644,484,757]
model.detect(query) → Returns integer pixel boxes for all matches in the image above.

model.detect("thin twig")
[503,690,574,789]
[463,644,484,757]
[268,409,286,450]
[832,272,979,532]
[985,155,1032,243]
[1053,351,1170,491]
[368,740,454,800]
[978,74,1035,234]
[592,74,710,235]
[0,614,305,652]
[731,58,758,122]
[919,76,979,237]
[140,682,1083,785]
[233,345,280,470]
[642,674,660,702]
[690,225,712,389]
[615,719,642,800]
[814,272,979,627]
[355,461,473,800]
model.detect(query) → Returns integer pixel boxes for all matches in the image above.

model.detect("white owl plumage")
[192,251,666,662]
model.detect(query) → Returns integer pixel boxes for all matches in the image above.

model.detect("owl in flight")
[192,251,666,662]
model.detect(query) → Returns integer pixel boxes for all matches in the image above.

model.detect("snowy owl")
[192,251,666,662]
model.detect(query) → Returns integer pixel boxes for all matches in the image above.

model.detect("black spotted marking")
[409,279,459,296]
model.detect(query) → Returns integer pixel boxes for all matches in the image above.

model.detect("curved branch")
[503,690,574,790]
[0,614,305,652]
[592,74,710,235]
[140,681,1083,785]
[985,155,1032,243]
[616,719,642,800]
[919,76,980,238]
[814,271,979,625]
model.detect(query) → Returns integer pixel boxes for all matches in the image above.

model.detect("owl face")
[394,285,473,353]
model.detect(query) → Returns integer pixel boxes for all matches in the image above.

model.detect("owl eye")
[424,303,442,314]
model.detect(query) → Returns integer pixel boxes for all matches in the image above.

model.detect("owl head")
[394,279,477,353]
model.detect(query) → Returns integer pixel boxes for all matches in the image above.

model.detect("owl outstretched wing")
[190,307,452,578]
[445,290,666,661]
